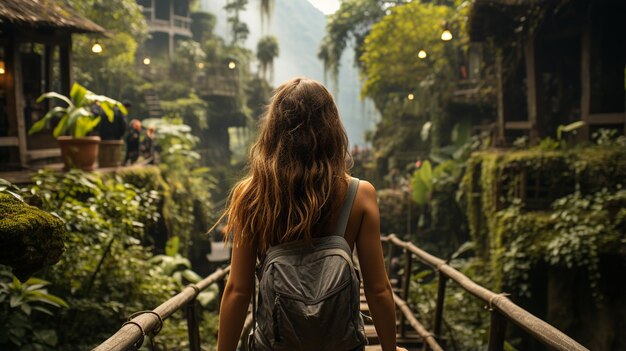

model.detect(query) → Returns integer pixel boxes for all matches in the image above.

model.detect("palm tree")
[256,35,279,82]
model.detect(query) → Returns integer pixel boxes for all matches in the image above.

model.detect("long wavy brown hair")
[217,77,350,253]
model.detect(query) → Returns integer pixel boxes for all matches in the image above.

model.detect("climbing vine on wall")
[460,145,626,299]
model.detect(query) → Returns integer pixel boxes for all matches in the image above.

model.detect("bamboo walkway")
[360,286,423,351]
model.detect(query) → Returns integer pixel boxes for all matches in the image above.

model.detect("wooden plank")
[0,137,19,147]
[27,148,61,160]
[587,113,625,125]
[504,121,532,130]
[524,36,538,143]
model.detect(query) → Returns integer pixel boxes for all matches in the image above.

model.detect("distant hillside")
[200,0,379,147]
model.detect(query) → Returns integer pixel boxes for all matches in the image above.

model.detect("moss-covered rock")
[0,193,65,281]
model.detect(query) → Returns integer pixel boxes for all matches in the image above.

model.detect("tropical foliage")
[27,83,127,138]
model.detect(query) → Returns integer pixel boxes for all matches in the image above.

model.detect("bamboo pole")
[94,266,231,351]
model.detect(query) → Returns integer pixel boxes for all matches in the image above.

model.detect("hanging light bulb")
[418,50,428,59]
[143,57,151,65]
[197,62,205,69]
[91,42,103,54]
[441,29,453,41]
[441,21,453,41]
[228,61,237,70]
[407,93,415,101]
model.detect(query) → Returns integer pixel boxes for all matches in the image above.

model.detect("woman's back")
[215,78,402,351]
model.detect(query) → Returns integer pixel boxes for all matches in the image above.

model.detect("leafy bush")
[0,265,68,350]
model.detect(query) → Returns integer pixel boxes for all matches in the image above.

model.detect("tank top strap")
[332,177,360,238]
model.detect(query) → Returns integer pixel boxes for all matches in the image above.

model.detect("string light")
[441,21,453,41]
[408,93,415,100]
[91,42,103,54]
[0,61,5,75]
[418,50,428,59]
[228,61,237,70]
[143,57,151,65]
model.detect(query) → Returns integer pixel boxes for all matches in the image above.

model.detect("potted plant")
[97,101,130,168]
[28,83,127,171]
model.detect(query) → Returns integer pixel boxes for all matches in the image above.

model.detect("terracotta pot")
[57,136,101,171]
[98,140,124,168]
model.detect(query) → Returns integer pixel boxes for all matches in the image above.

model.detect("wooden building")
[469,0,626,145]
[0,0,104,171]
[137,0,192,59]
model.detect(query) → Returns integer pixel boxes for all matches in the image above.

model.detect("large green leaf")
[28,117,50,136]
[65,107,92,136]
[412,177,429,205]
[73,115,100,138]
[182,269,202,283]
[52,114,69,138]
[165,236,180,257]
[28,291,69,308]
[70,82,87,107]
[36,92,72,107]
[99,102,115,122]
[28,106,65,136]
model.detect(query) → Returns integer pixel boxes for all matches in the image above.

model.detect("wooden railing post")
[399,247,413,338]
[433,272,447,340]
[487,310,507,351]
[186,299,201,351]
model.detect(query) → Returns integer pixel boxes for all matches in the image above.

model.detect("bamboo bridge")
[94,235,589,351]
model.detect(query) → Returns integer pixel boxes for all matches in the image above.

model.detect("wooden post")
[495,48,505,146]
[12,35,27,168]
[433,273,447,340]
[399,248,413,338]
[186,300,201,351]
[487,310,508,351]
[580,16,591,141]
[60,41,71,96]
[523,36,538,143]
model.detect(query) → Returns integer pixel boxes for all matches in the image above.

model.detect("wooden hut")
[469,0,626,145]
[0,0,104,171]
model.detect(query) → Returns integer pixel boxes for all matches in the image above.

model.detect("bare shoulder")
[356,180,377,201]
[354,180,379,217]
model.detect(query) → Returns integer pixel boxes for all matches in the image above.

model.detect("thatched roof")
[0,0,105,33]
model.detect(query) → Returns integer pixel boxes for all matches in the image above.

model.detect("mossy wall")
[461,146,626,259]
[460,146,626,350]
[0,193,65,281]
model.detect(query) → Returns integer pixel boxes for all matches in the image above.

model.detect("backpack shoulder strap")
[332,177,360,238]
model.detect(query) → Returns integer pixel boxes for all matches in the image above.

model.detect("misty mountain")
[200,0,379,147]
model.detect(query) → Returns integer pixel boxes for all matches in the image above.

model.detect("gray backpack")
[250,177,366,351]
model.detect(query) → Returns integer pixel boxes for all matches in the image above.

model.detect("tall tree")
[318,0,404,85]
[256,36,279,81]
[225,0,250,45]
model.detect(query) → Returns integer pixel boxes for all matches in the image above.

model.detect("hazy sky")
[307,0,340,14]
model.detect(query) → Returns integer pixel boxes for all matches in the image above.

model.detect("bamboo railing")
[94,235,590,351]
[382,234,589,351]
[94,267,230,351]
